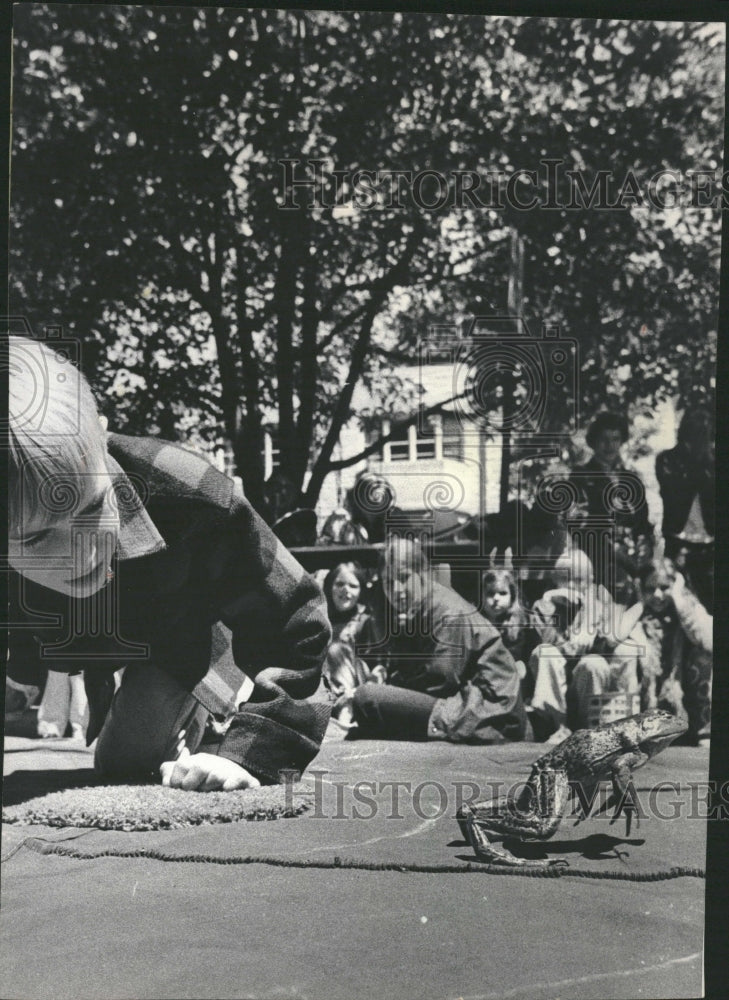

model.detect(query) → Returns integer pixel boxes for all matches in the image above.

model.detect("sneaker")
[37,721,63,739]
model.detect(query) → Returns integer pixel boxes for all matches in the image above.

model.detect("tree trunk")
[302,227,422,507]
[273,211,299,476]
[233,242,267,511]
[294,213,319,496]
[500,228,524,511]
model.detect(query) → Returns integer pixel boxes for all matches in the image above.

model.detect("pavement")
[0,718,709,1000]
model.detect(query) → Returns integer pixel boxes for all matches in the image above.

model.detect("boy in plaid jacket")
[7,335,331,789]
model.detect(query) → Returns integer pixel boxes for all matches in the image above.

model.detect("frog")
[456,709,688,867]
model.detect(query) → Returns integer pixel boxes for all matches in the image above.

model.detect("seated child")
[481,567,534,688]
[638,560,712,745]
[528,548,642,737]
[324,561,371,647]
[318,508,368,547]
[348,536,528,743]
[7,335,332,789]
[321,561,379,724]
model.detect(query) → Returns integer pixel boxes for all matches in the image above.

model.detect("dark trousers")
[665,538,714,613]
[351,684,436,740]
[94,664,209,781]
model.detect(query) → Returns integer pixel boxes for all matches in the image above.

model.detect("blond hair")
[8,336,106,533]
[379,535,430,577]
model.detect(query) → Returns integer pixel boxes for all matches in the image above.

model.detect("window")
[386,418,436,462]
[388,420,409,461]
[441,413,462,460]
[416,437,436,459]
[416,416,436,459]
[389,441,410,461]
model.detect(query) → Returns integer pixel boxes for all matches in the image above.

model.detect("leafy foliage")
[10,8,722,509]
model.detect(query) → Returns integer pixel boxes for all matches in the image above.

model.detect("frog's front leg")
[608,751,648,836]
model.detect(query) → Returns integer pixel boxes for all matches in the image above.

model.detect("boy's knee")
[613,641,640,661]
[531,644,567,681]
[94,664,208,781]
[534,643,561,658]
[351,683,380,722]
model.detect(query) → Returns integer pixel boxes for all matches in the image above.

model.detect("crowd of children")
[6,335,713,794]
[313,408,713,749]
[317,539,712,748]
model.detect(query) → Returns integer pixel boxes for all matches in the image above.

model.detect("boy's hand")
[160,747,261,791]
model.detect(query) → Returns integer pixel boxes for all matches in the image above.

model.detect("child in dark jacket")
[8,335,332,789]
[349,537,528,743]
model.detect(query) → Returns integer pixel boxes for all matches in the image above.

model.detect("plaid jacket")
[7,433,332,783]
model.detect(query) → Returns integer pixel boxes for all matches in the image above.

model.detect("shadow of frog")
[503,832,646,863]
[451,832,645,864]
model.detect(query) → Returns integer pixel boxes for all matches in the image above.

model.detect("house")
[209,358,504,528]
[347,361,503,524]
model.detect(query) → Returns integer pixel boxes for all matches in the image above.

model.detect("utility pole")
[499,228,525,512]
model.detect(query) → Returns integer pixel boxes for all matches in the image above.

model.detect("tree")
[10,8,722,511]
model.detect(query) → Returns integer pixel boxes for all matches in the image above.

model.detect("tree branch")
[317,300,371,353]
[273,212,298,460]
[319,256,369,315]
[294,215,320,490]
[303,224,424,504]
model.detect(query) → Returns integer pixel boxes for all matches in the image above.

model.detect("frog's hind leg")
[456,803,498,841]
[459,806,568,869]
